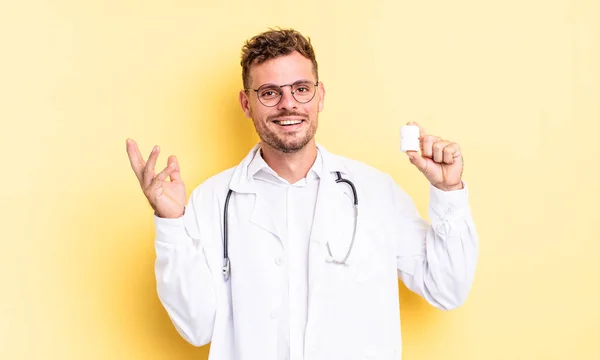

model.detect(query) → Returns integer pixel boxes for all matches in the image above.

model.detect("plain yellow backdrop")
[1,0,598,359]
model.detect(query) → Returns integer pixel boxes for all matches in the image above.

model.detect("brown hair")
[240,28,318,89]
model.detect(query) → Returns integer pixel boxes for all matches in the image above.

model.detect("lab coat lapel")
[229,144,281,243]
[249,194,279,239]
[229,144,349,263]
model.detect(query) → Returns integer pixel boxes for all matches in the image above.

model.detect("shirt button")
[270,311,278,319]
[275,257,285,266]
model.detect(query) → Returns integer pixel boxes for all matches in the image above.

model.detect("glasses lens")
[257,85,282,107]
[292,82,316,103]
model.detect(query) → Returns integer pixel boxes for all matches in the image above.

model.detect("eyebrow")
[258,79,315,88]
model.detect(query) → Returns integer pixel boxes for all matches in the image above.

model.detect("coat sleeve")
[154,186,218,346]
[391,178,479,310]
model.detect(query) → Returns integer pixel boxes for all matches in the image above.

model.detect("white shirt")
[247,148,323,360]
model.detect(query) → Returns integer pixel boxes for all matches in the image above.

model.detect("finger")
[126,138,146,182]
[150,163,177,190]
[432,140,452,163]
[407,121,427,139]
[443,143,462,164]
[167,155,183,183]
[406,151,429,175]
[421,135,440,158]
[143,145,160,188]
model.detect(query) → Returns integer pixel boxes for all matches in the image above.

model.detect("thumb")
[406,151,428,174]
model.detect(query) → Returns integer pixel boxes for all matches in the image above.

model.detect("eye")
[293,82,313,95]
[260,88,280,99]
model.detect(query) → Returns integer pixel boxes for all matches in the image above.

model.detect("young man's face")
[239,51,325,154]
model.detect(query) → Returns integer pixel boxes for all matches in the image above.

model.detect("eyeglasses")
[245,80,319,107]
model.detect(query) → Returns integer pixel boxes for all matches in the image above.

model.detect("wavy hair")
[240,28,318,89]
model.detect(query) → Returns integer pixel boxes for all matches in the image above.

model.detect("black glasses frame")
[245,81,319,107]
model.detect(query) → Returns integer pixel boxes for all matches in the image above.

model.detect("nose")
[277,85,297,110]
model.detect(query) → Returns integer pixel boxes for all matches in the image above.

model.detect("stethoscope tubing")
[222,171,357,280]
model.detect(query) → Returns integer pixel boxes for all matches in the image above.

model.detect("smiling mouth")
[273,119,304,126]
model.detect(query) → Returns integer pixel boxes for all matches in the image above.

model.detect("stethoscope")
[222,171,358,281]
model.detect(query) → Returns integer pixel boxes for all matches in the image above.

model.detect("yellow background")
[1,0,598,359]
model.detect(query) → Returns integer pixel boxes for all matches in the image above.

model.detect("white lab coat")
[154,143,478,360]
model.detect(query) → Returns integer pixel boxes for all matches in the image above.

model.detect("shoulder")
[188,166,236,202]
[325,151,411,203]
[330,152,394,186]
[327,152,415,227]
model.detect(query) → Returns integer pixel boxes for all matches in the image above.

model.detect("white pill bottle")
[400,125,421,152]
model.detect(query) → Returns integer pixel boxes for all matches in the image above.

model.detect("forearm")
[411,214,478,310]
[396,183,479,310]
[154,215,217,346]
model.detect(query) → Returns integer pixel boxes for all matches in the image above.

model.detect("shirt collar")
[229,143,347,194]
[247,146,324,184]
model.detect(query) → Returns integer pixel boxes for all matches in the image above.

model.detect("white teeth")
[277,120,302,126]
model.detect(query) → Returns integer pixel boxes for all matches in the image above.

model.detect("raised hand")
[405,122,464,192]
[126,139,186,218]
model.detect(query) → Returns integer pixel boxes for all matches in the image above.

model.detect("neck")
[260,141,318,183]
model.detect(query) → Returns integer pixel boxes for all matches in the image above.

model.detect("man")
[126,28,478,360]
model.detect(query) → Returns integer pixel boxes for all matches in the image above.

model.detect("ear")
[317,81,326,112]
[239,90,252,118]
